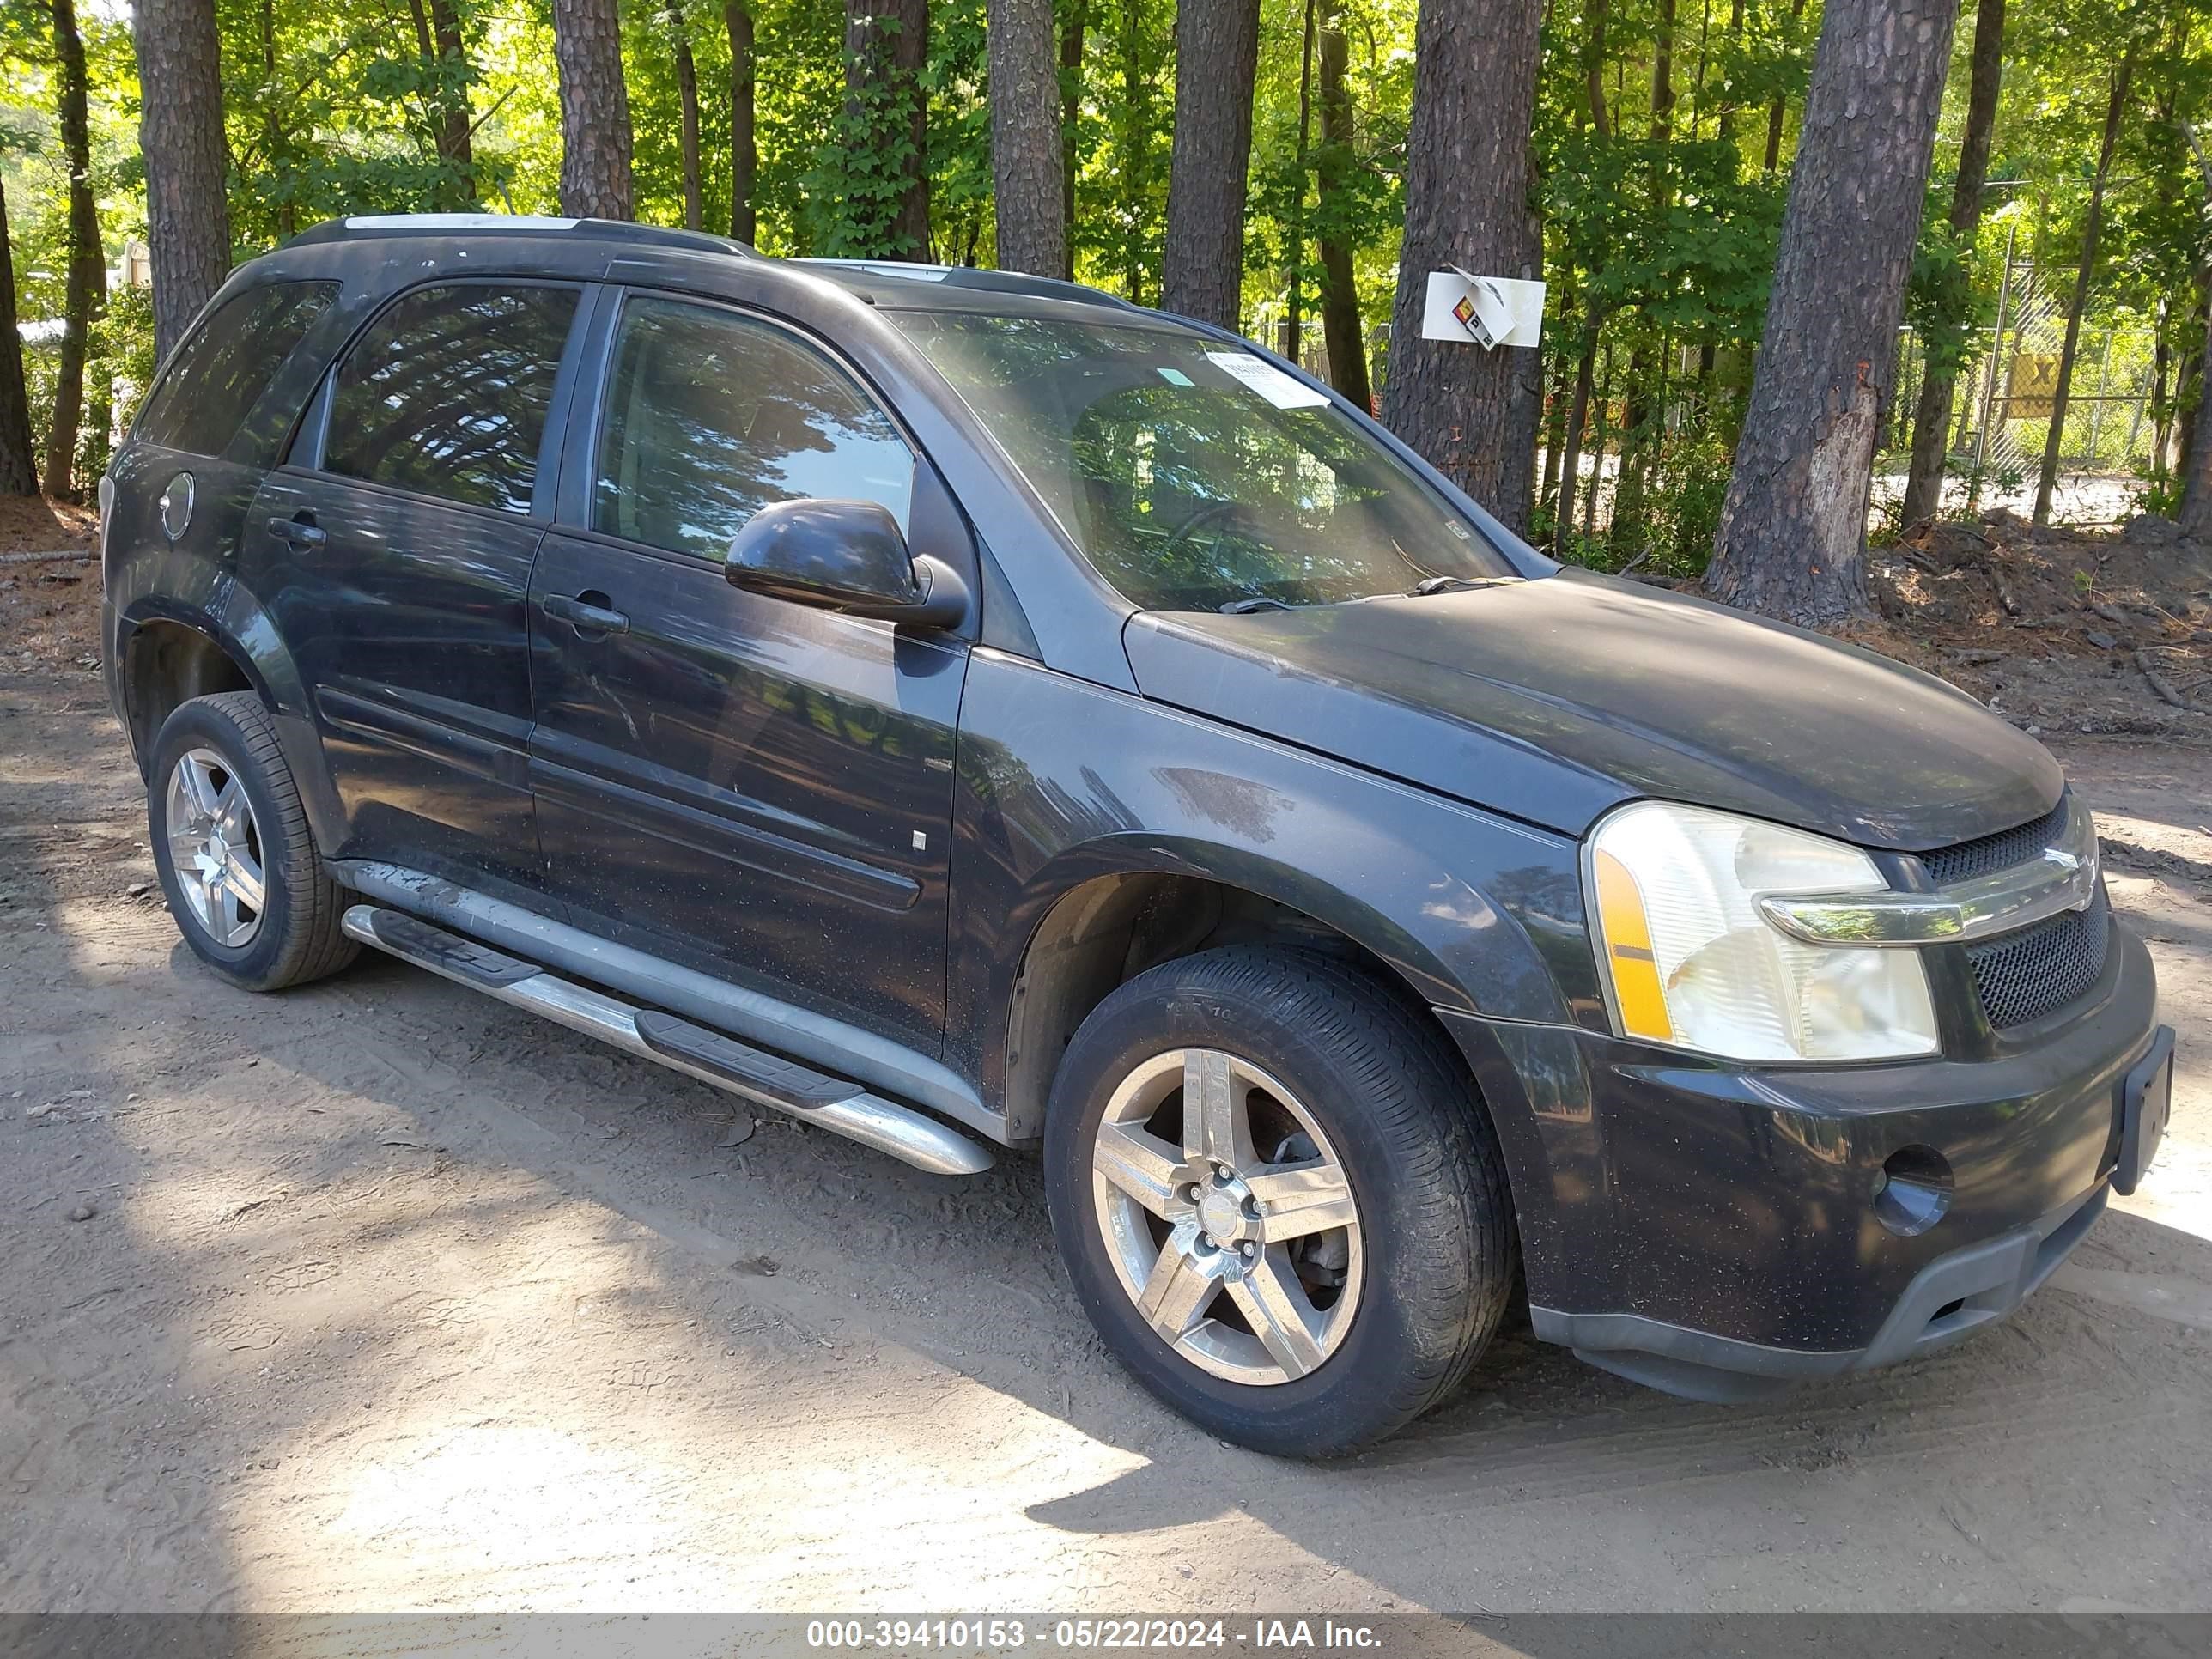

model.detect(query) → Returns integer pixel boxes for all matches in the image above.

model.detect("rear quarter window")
[133,281,340,463]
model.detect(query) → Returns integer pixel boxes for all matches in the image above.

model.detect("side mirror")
[724,497,969,629]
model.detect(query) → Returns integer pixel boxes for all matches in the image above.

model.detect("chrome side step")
[340,904,995,1176]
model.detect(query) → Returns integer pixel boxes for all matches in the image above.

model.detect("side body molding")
[945,649,1602,1141]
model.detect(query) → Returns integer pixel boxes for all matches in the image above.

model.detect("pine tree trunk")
[1382,0,1546,536]
[1553,306,1601,551]
[1161,0,1261,329]
[0,178,39,497]
[1705,0,1958,626]
[1763,0,1807,173]
[670,0,705,230]
[1060,2,1087,280]
[1900,0,2003,526]
[726,2,757,242]
[135,0,232,364]
[43,0,103,499]
[988,0,1066,276]
[1315,1,1369,408]
[552,0,635,219]
[2033,57,2130,526]
[2177,288,2212,539]
[654,0,699,234]
[404,0,476,206]
[844,0,930,258]
[431,0,473,191]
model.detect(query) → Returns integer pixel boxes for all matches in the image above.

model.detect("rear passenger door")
[247,281,589,897]
[528,290,969,1054]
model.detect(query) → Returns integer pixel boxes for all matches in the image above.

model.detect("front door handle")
[544,592,630,637]
[266,513,326,550]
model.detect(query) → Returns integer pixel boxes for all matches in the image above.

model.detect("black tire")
[147,690,359,991]
[1043,945,1516,1456]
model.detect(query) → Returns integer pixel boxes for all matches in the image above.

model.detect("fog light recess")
[1873,1145,1954,1237]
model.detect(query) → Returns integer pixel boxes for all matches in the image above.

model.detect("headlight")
[1586,800,1939,1063]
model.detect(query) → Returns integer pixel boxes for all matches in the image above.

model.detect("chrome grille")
[1966,885,2111,1030]
[1923,798,2069,886]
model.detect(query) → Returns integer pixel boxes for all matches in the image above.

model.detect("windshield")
[890,312,1515,611]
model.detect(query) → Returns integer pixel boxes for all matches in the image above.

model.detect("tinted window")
[325,284,580,514]
[593,296,913,561]
[135,281,339,462]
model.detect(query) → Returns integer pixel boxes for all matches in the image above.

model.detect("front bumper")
[1439,918,2164,1403]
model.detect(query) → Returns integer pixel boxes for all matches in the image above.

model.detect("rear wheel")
[1043,945,1516,1456]
[148,691,358,991]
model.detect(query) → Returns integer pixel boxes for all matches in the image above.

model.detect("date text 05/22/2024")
[805,1619,1388,1651]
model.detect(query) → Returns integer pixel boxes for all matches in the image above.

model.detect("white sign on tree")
[1420,267,1545,349]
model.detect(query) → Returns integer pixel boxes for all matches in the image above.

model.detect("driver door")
[528,290,969,1053]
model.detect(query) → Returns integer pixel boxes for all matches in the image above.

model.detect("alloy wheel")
[1089,1048,1364,1386]
[165,747,267,949]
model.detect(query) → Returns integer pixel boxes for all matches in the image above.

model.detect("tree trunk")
[671,0,704,230]
[988,0,1066,276]
[1114,0,1154,303]
[1381,0,1547,535]
[726,2,757,242]
[1315,1,1369,408]
[0,177,39,496]
[844,0,930,258]
[43,0,103,499]
[2177,289,2212,538]
[1900,0,2003,526]
[1283,0,1317,364]
[1553,305,1601,551]
[1161,0,1261,329]
[1060,2,1087,280]
[552,0,634,219]
[1763,0,1807,173]
[404,0,475,205]
[430,0,473,192]
[135,0,233,363]
[2033,57,2131,526]
[1705,0,1958,625]
[1584,342,1613,535]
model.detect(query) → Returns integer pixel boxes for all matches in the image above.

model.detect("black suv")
[102,216,2171,1455]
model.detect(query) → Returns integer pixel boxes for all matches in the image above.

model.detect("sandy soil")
[3,661,2209,1617]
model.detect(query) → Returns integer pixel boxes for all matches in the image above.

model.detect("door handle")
[266,514,326,550]
[544,592,630,636]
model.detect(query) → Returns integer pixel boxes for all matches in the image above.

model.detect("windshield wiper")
[1407,574,1485,597]
[1220,596,1294,614]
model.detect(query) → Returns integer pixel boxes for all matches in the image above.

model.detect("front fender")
[946,650,1601,1135]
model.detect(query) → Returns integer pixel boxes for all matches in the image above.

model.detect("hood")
[1121,568,2063,851]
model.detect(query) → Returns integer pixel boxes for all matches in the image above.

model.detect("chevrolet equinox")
[100,216,2172,1455]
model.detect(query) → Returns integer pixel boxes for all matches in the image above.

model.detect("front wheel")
[1043,946,1516,1456]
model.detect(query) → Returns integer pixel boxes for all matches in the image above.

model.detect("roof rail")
[796,258,1146,314]
[282,215,758,259]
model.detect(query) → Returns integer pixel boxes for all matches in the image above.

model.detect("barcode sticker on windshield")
[1205,351,1331,409]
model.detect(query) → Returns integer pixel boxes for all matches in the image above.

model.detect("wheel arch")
[117,607,264,772]
[117,597,347,856]
[998,838,1516,1151]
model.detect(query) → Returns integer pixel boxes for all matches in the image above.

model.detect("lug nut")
[1240,1242,1256,1260]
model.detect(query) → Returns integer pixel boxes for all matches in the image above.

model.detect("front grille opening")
[1932,1297,1966,1322]
[1923,797,2069,886]
[1967,886,2111,1030]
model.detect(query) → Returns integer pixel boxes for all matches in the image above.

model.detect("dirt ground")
[3,523,2211,1616]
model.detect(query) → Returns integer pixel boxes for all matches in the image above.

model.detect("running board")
[340,904,994,1176]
